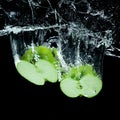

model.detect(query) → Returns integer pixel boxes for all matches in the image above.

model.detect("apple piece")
[21,46,40,63]
[21,48,34,62]
[16,60,45,85]
[79,74,102,98]
[37,46,57,64]
[62,66,80,80]
[21,45,59,66]
[35,59,58,83]
[62,64,96,81]
[60,78,81,98]
[60,64,102,98]
[80,64,97,76]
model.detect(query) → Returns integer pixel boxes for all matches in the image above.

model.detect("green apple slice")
[60,78,81,98]
[79,74,102,98]
[16,60,45,85]
[35,59,58,83]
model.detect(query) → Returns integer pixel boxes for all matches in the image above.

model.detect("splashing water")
[0,0,120,77]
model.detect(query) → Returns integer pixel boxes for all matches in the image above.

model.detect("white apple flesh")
[79,74,102,98]
[60,78,81,98]
[16,59,58,85]
[60,74,102,98]
[16,60,45,85]
[35,59,58,83]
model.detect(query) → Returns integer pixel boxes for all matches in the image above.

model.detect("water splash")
[8,22,113,75]
[0,0,120,75]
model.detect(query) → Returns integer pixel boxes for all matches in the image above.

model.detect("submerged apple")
[16,45,58,85]
[16,44,103,98]
[60,64,103,98]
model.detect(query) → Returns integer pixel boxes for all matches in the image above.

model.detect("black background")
[1,30,120,119]
[0,0,120,119]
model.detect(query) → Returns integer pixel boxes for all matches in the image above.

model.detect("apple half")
[16,59,58,85]
[60,65,103,98]
[60,75,102,98]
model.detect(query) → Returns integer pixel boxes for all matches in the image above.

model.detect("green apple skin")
[16,60,45,85]
[79,74,102,98]
[21,46,58,67]
[21,48,36,63]
[62,64,97,81]
[60,78,81,98]
[37,46,57,64]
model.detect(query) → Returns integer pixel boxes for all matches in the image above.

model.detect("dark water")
[0,0,120,118]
